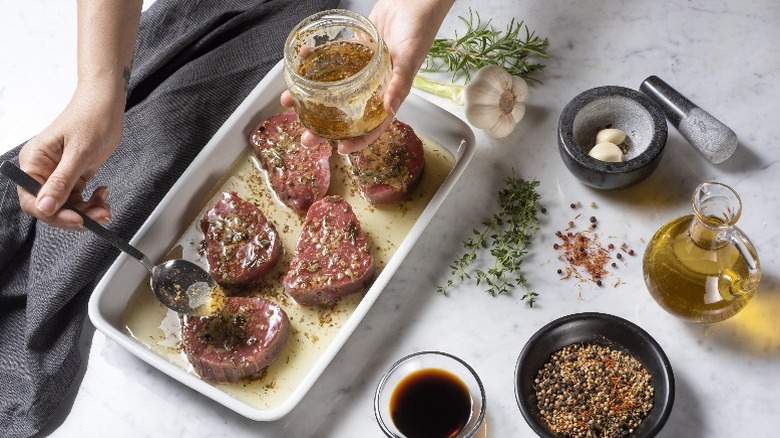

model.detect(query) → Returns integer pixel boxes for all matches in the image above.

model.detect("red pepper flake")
[554,229,610,283]
[553,205,632,290]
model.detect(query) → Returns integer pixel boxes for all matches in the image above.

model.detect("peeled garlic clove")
[589,142,624,162]
[596,128,626,145]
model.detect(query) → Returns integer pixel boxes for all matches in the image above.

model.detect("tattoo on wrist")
[123,65,132,94]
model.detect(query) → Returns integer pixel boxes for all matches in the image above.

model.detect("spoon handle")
[0,161,149,263]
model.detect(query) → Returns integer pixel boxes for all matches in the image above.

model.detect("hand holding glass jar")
[281,0,456,154]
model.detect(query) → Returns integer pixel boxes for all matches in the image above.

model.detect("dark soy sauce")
[390,368,472,438]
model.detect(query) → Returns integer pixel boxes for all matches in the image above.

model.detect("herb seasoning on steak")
[349,119,425,205]
[284,195,375,306]
[200,191,281,287]
[181,297,290,383]
[250,110,332,212]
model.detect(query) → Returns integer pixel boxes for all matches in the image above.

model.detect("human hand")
[17,83,126,230]
[282,0,454,154]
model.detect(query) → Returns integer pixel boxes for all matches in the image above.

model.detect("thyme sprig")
[422,9,549,84]
[437,175,542,305]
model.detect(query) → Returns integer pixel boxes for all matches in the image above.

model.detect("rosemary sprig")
[422,9,549,84]
[437,175,542,306]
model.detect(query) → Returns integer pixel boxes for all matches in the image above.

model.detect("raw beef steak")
[283,195,375,306]
[181,297,290,383]
[200,191,281,287]
[349,119,425,205]
[250,110,332,212]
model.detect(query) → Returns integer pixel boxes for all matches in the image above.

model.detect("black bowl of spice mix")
[514,312,674,438]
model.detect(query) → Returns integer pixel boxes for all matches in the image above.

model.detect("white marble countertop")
[2,0,779,437]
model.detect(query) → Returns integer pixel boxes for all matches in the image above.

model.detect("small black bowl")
[558,86,668,190]
[515,312,674,437]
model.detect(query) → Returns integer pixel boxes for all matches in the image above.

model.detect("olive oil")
[643,183,760,323]
[390,368,472,438]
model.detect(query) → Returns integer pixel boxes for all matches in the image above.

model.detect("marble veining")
[1,0,779,437]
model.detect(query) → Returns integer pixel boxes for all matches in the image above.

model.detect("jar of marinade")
[283,9,391,139]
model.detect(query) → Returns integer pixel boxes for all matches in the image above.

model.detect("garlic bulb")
[464,65,528,138]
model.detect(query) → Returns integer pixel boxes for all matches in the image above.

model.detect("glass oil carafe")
[643,182,760,323]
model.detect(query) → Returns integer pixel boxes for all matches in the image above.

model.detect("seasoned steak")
[200,191,281,287]
[349,119,425,205]
[250,110,332,212]
[284,195,375,306]
[181,297,290,383]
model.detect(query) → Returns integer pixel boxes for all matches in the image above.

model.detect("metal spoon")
[1,161,224,317]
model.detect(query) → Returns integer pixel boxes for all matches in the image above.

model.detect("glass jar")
[283,9,391,140]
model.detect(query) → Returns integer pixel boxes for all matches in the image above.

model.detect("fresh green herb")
[423,9,549,83]
[438,174,542,305]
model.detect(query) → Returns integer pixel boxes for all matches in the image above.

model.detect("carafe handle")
[724,229,758,272]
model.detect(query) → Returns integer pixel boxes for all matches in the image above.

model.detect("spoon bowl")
[150,259,225,316]
[1,161,224,317]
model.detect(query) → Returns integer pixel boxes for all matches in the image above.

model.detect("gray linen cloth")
[0,0,338,436]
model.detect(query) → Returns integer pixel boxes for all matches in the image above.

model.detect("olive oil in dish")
[123,135,456,411]
[643,182,760,323]
[390,368,472,438]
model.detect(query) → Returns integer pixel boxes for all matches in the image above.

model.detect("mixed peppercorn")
[534,342,654,437]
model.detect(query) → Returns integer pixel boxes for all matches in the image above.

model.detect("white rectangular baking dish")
[88,60,474,421]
